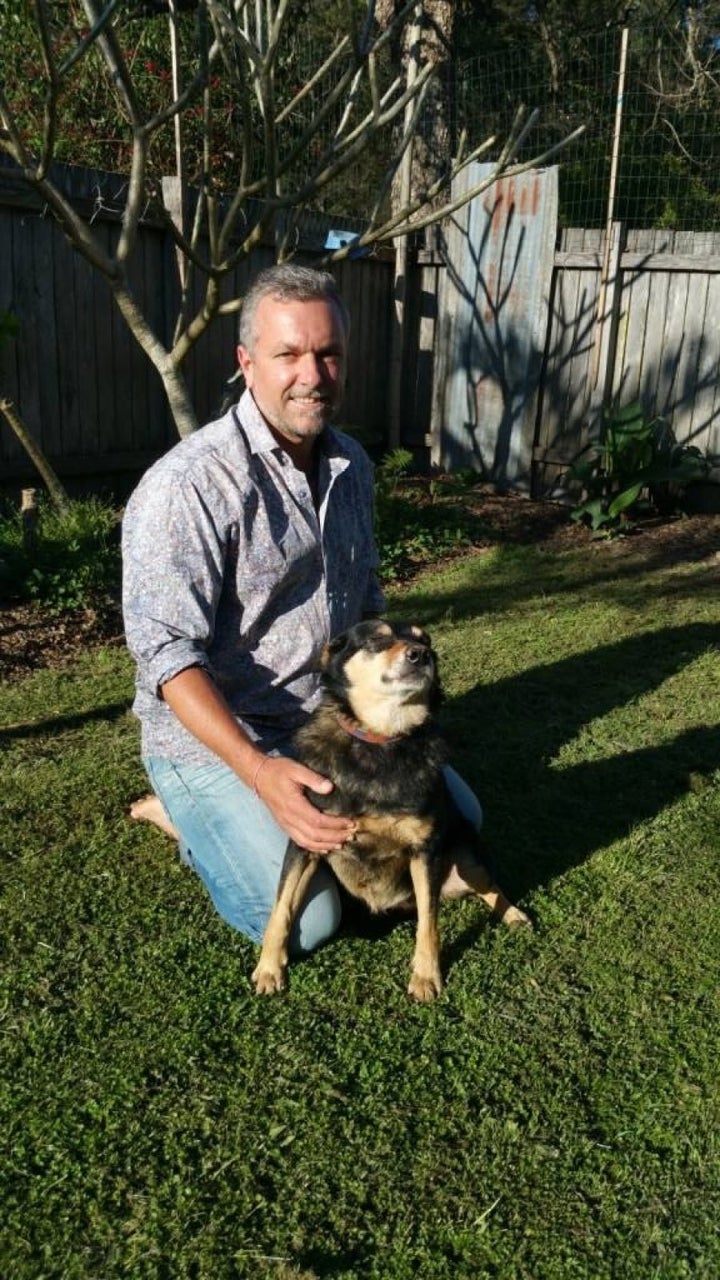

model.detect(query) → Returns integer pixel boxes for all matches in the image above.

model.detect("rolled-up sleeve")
[122,476,226,698]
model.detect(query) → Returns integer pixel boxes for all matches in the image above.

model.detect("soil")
[2,485,719,684]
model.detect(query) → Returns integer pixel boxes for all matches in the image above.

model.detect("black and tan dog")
[252,619,530,1001]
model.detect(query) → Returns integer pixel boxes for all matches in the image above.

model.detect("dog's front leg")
[252,845,318,995]
[407,852,443,1002]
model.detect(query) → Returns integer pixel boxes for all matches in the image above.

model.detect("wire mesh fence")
[3,7,718,234]
[287,15,720,234]
[455,19,720,232]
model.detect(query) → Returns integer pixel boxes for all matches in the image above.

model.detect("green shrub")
[0,494,121,612]
[374,451,476,581]
[569,401,708,533]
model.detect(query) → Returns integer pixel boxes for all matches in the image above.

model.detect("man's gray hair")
[238,264,350,351]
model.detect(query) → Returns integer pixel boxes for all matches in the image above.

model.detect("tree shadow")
[0,701,131,742]
[422,186,720,497]
[440,621,719,903]
[397,529,720,628]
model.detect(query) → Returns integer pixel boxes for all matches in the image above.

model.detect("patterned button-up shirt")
[122,390,385,764]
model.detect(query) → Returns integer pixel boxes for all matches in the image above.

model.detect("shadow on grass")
[399,541,719,625]
[443,621,720,898]
[0,701,130,742]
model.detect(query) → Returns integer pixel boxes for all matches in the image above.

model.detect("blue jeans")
[144,755,482,953]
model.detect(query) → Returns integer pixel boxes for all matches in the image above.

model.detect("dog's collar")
[337,713,403,746]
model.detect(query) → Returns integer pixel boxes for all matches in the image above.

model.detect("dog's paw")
[503,905,533,929]
[251,964,286,995]
[408,971,443,1002]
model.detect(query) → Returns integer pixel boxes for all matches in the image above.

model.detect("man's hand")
[159,668,352,853]
[254,756,355,854]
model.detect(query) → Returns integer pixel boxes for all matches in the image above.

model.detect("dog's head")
[320,619,441,738]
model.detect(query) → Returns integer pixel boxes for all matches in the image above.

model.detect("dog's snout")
[406,644,429,666]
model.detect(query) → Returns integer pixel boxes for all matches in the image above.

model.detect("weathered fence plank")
[435,162,559,489]
[534,222,720,497]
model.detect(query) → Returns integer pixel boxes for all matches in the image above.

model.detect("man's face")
[237,295,348,448]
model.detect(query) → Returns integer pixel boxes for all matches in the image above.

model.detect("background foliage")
[2,2,720,228]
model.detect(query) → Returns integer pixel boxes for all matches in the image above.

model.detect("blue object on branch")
[324,230,368,258]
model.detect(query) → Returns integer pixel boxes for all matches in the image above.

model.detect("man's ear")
[236,344,253,384]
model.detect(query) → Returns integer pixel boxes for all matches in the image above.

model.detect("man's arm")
[161,667,355,855]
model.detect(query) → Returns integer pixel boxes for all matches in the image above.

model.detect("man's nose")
[296,352,324,383]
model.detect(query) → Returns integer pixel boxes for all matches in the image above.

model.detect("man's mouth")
[289,394,329,407]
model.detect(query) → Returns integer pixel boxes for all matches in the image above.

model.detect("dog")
[251,619,530,1001]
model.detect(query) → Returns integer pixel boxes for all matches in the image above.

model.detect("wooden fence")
[415,162,720,497]
[0,159,393,488]
[533,224,720,498]
[2,157,719,501]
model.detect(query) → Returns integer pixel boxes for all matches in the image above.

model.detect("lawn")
[2,527,719,1279]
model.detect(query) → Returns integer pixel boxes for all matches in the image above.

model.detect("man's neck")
[266,423,322,476]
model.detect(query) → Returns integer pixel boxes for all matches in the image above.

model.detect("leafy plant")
[569,401,708,533]
[374,451,476,581]
[0,494,120,612]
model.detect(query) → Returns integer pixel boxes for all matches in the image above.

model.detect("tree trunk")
[377,0,456,220]
[110,278,201,437]
[159,360,201,438]
[0,396,70,511]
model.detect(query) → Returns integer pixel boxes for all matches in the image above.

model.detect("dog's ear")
[408,624,432,648]
[322,619,391,668]
[320,629,351,669]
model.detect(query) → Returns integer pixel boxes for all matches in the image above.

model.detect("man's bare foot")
[129,794,179,841]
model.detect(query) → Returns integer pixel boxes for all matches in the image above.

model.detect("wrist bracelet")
[251,755,271,797]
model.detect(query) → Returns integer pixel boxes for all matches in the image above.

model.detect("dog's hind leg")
[407,854,444,1002]
[252,846,318,994]
[452,851,531,929]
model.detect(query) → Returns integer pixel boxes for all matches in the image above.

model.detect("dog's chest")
[329,812,435,912]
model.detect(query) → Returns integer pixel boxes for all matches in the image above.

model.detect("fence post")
[589,220,625,426]
[21,487,38,550]
[590,24,629,397]
[386,4,424,449]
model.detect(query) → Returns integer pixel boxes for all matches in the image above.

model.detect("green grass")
[2,537,720,1279]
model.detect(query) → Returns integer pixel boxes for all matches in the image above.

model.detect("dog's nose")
[405,644,429,666]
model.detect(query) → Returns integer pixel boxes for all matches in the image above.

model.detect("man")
[123,264,481,954]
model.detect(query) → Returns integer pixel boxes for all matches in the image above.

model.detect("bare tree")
[376,0,455,217]
[0,0,583,439]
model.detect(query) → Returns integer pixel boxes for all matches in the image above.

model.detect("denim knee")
[444,765,483,831]
[144,755,342,951]
[288,863,343,956]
